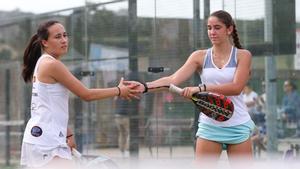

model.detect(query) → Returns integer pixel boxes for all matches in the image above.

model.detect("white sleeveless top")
[23,54,69,146]
[199,47,251,127]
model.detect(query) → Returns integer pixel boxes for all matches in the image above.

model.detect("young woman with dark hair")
[128,10,254,167]
[21,20,139,168]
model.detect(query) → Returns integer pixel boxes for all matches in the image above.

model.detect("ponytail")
[232,24,243,49]
[22,20,60,83]
[22,34,42,83]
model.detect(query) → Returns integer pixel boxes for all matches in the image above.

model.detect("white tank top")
[199,47,251,127]
[23,54,69,146]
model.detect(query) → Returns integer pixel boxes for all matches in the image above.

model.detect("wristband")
[198,85,202,92]
[66,134,73,138]
[116,86,121,96]
[141,82,148,93]
[199,84,206,92]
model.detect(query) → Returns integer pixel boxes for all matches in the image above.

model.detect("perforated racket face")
[192,92,234,122]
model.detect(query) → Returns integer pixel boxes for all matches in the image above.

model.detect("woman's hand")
[123,80,145,93]
[118,78,141,100]
[66,135,76,151]
[182,86,200,98]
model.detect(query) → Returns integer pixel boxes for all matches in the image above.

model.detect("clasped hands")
[118,79,202,100]
[117,78,145,100]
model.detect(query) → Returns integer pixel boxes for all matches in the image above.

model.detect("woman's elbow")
[79,95,91,101]
[231,86,244,95]
[231,91,242,96]
[78,91,94,101]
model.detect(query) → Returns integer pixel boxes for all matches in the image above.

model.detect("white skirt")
[20,142,72,168]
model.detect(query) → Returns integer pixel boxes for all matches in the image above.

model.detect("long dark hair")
[22,20,60,83]
[210,10,242,49]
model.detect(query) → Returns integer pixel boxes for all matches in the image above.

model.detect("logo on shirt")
[31,103,37,111]
[59,131,64,137]
[31,126,43,137]
[43,154,48,160]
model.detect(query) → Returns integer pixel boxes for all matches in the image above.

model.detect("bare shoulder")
[237,48,252,58]
[236,49,252,68]
[190,49,207,58]
[189,49,207,63]
[39,57,68,76]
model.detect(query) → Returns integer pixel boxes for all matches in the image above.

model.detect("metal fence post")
[5,69,11,166]
[128,0,139,158]
[265,0,278,155]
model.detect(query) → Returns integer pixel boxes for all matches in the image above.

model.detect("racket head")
[72,149,119,169]
[192,92,234,122]
[84,156,119,169]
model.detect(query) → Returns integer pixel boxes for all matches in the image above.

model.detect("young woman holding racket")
[21,20,139,169]
[128,10,255,166]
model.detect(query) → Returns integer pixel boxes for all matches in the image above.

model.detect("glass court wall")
[0,0,300,166]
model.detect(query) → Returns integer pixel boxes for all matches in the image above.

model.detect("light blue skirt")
[196,120,255,149]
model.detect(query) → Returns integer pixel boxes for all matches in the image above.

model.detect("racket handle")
[169,84,183,94]
[72,148,82,158]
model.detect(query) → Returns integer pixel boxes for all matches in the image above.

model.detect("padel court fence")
[0,0,300,166]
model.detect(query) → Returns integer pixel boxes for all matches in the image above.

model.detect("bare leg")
[195,138,223,169]
[227,138,253,169]
[43,156,76,169]
[115,116,125,153]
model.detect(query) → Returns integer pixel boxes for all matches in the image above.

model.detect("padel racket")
[168,84,234,122]
[72,149,119,169]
